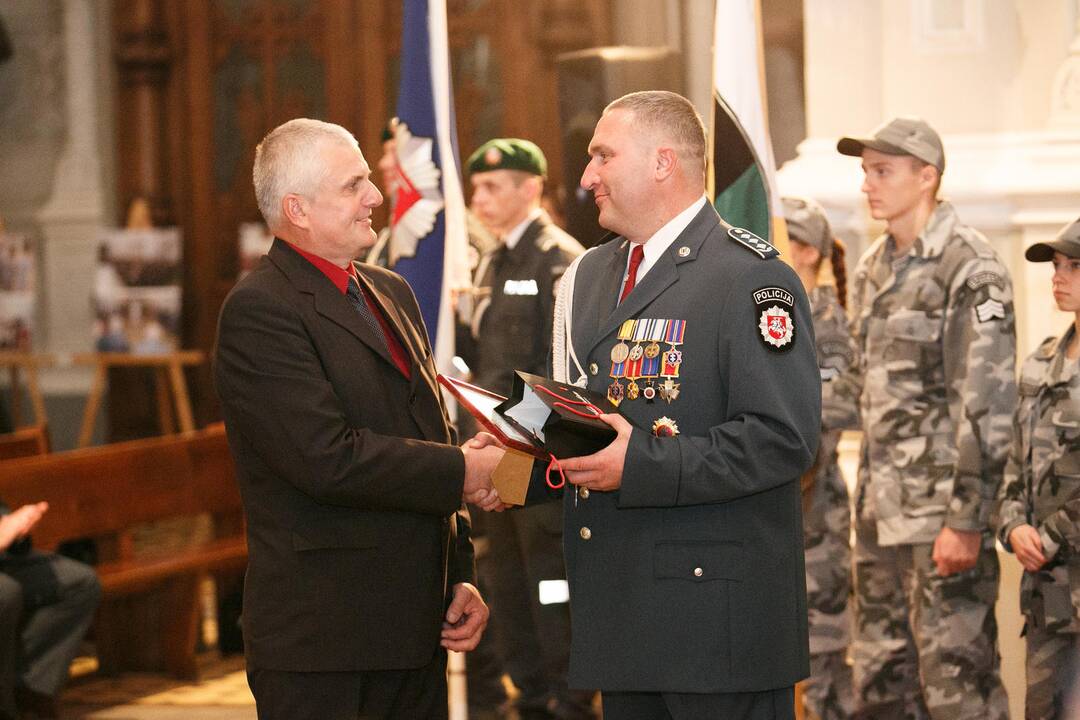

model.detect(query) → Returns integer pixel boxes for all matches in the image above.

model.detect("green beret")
[466,138,547,177]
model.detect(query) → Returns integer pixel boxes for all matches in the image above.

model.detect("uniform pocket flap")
[291,517,379,551]
[884,309,941,342]
[654,541,743,582]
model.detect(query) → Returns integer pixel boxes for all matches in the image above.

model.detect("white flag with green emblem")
[710,0,789,256]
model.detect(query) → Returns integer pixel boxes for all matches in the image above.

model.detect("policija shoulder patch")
[754,286,796,352]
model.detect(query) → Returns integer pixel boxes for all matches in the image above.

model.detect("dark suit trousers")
[601,687,795,720]
[247,649,448,720]
[0,552,101,698]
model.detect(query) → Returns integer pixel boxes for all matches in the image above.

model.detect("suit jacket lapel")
[353,264,447,438]
[268,240,398,368]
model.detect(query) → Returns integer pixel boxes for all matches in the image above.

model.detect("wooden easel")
[0,351,53,429]
[76,350,204,448]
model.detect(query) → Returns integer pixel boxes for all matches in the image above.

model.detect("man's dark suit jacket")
[546,203,820,693]
[214,239,472,673]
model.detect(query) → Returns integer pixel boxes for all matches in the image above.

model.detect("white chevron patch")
[975,298,1006,323]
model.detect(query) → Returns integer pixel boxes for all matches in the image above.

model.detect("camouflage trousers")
[803,650,855,720]
[802,466,854,720]
[1023,624,1079,720]
[851,518,1007,720]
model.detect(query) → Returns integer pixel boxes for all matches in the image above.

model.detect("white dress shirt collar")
[626,195,709,282]
[504,207,543,250]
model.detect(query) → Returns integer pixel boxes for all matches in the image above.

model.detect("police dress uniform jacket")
[214,239,473,673]
[996,326,1080,632]
[832,201,1017,546]
[461,213,583,396]
[546,203,820,693]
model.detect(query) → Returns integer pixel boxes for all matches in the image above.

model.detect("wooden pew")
[0,424,246,679]
[0,424,50,461]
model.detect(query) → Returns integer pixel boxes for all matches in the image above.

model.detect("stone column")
[36,0,114,395]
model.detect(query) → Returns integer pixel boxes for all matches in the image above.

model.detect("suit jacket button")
[579,526,592,540]
[578,487,590,500]
[589,363,598,376]
[693,567,703,577]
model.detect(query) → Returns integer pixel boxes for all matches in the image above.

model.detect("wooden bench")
[0,424,50,461]
[0,423,245,679]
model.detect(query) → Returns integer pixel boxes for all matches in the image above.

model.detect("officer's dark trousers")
[601,687,796,720]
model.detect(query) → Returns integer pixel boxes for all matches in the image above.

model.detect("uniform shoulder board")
[728,227,779,259]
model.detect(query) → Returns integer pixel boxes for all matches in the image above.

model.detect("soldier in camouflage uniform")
[830,118,1016,720]
[994,217,1080,720]
[785,196,858,720]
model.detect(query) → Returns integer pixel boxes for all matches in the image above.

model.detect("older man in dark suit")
[508,91,821,719]
[214,118,504,720]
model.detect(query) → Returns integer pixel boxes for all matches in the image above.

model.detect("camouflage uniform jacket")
[834,201,1017,546]
[995,327,1080,632]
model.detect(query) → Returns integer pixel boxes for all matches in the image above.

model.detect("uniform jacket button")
[693,567,703,577]
[589,362,598,376]
[579,487,590,500]
[579,526,592,540]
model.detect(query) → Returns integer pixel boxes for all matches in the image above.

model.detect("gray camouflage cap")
[1025,217,1080,262]
[782,196,832,256]
[837,116,945,174]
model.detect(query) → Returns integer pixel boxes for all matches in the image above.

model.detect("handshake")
[460,432,509,512]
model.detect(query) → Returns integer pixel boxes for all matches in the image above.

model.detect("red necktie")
[619,244,645,303]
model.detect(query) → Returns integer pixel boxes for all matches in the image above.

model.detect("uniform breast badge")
[652,416,680,437]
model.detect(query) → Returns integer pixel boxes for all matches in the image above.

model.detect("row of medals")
[607,318,684,407]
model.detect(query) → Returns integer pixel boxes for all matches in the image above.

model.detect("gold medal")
[610,342,630,364]
[644,342,661,359]
[626,380,640,400]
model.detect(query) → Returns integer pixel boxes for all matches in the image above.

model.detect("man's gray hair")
[253,118,359,230]
[605,91,707,177]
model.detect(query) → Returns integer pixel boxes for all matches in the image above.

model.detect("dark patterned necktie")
[346,277,387,351]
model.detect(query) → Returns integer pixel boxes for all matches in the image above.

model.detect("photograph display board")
[93,228,182,354]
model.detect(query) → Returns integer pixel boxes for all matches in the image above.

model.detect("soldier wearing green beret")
[459,138,592,720]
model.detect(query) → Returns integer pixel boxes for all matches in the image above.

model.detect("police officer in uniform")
[460,138,590,719]
[784,196,857,720]
[515,90,819,720]
[995,217,1080,720]
[833,117,1015,720]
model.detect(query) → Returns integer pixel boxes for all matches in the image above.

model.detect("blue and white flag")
[390,0,469,372]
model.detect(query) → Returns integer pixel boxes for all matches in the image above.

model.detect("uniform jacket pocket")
[654,541,743,582]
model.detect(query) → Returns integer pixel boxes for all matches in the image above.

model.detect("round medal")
[644,342,661,359]
[610,342,630,364]
[628,344,644,361]
[642,383,657,402]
